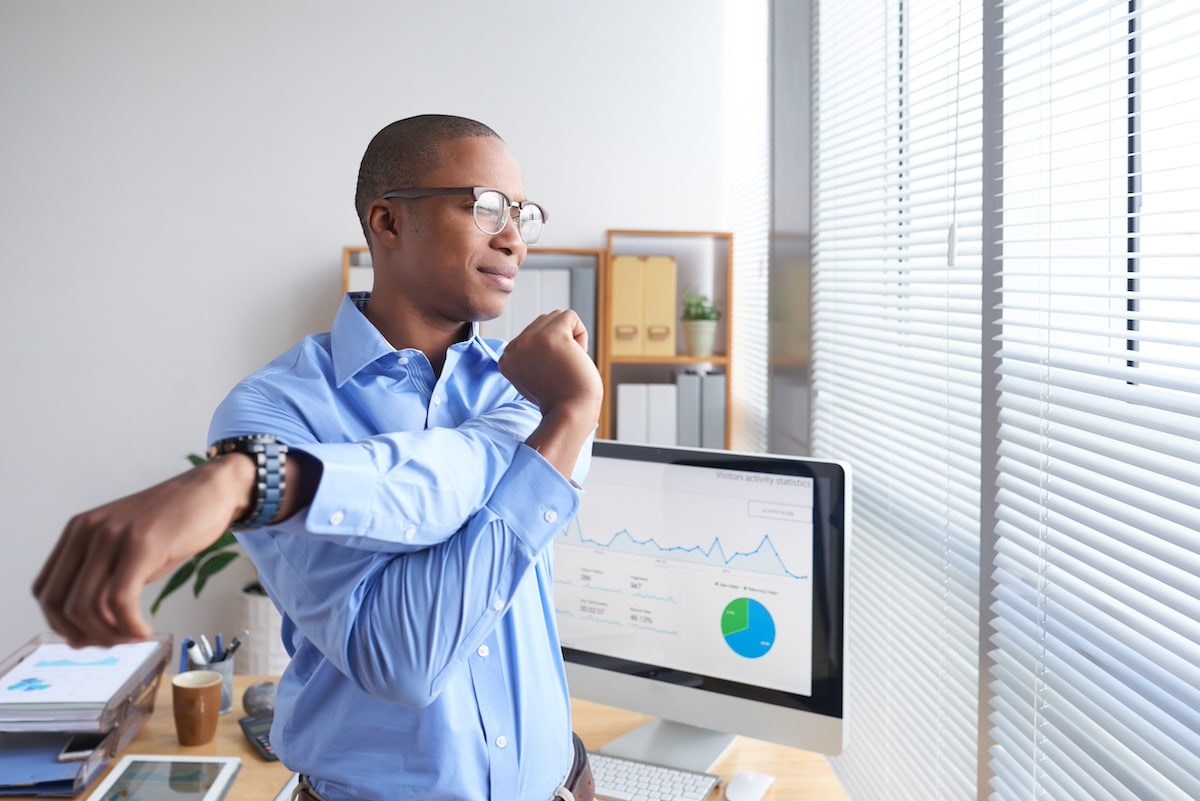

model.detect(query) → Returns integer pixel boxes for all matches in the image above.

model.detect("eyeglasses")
[380,186,548,245]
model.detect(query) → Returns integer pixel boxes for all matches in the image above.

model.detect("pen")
[187,639,208,667]
[199,634,214,662]
[215,633,224,662]
[225,629,250,657]
[179,638,193,674]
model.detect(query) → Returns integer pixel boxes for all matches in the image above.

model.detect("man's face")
[386,136,530,328]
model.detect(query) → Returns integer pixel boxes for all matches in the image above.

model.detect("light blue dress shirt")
[209,293,587,801]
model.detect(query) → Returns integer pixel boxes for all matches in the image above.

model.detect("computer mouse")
[723,771,776,801]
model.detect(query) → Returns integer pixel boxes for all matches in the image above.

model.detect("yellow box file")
[610,255,644,356]
[609,255,677,356]
[640,256,677,357]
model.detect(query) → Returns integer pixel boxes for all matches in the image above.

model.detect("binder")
[569,265,598,361]
[616,383,649,443]
[646,384,678,446]
[676,373,702,447]
[700,372,727,449]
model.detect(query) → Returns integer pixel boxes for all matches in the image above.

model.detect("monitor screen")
[555,440,850,771]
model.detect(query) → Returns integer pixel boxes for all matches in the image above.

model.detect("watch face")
[209,435,279,458]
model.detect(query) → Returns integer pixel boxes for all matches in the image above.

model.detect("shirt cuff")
[486,444,582,553]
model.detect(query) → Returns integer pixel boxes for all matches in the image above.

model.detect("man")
[33,115,602,801]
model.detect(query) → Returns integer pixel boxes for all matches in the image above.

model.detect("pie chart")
[721,597,776,659]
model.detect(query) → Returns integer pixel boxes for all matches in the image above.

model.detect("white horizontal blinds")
[723,0,770,452]
[990,0,1200,799]
[812,0,982,799]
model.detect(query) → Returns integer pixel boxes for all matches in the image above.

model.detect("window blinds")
[723,0,771,452]
[811,0,983,799]
[988,1,1200,799]
[811,0,1200,799]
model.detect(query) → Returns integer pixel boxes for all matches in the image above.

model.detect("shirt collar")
[331,292,503,386]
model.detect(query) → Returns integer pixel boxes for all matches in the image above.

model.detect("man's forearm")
[524,401,600,479]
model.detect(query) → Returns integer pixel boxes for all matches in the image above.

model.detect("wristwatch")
[207,434,288,530]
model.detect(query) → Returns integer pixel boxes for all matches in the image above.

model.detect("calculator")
[238,715,278,761]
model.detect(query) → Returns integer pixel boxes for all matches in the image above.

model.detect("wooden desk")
[36,676,848,801]
[572,698,849,801]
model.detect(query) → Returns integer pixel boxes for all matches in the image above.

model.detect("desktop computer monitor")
[555,440,850,773]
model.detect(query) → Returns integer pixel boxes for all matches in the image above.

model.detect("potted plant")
[680,292,722,357]
[150,454,247,614]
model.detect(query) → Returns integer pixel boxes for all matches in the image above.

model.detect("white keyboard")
[588,751,721,801]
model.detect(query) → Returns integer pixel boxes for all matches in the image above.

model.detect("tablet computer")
[84,755,240,801]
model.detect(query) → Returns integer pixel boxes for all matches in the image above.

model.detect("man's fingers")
[33,517,94,643]
[103,534,161,642]
[60,524,134,646]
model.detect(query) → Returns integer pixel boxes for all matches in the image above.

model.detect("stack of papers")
[0,635,171,796]
[0,641,161,732]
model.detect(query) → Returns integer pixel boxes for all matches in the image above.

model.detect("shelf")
[598,230,734,446]
[609,355,731,367]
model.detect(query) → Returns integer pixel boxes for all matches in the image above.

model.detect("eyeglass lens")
[473,190,545,244]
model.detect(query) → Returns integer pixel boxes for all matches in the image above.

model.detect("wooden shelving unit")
[597,229,734,446]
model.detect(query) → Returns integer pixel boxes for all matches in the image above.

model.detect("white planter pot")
[681,319,719,357]
[235,585,291,676]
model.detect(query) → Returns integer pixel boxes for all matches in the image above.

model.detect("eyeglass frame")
[379,186,548,243]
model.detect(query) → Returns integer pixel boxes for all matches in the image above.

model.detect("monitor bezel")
[559,440,850,755]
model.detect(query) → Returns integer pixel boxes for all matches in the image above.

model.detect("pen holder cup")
[189,655,235,715]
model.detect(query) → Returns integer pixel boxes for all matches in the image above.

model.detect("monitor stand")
[598,718,735,774]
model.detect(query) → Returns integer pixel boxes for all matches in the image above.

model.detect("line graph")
[559,520,808,580]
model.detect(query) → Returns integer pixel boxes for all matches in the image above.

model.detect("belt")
[290,732,594,801]
[554,732,596,801]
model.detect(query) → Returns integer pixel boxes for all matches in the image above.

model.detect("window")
[810,0,1200,799]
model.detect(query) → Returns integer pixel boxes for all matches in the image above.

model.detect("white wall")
[0,1,730,655]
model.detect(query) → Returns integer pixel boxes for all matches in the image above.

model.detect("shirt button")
[477,645,489,658]
[329,511,345,525]
[544,509,558,524]
[405,526,416,541]
[397,356,409,366]
[433,395,443,406]
[492,600,504,612]
[495,735,507,749]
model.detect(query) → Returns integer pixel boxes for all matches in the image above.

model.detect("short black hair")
[354,114,502,239]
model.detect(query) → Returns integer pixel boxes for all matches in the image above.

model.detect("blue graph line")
[632,592,678,603]
[564,525,808,580]
[35,656,120,668]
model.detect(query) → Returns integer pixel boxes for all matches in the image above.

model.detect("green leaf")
[192,551,241,597]
[150,560,197,615]
[187,453,207,468]
[196,530,238,558]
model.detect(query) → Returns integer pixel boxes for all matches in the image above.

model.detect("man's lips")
[479,265,518,291]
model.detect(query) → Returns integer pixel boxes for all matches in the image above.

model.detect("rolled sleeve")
[486,444,582,555]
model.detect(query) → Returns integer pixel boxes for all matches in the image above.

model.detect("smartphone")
[58,731,108,762]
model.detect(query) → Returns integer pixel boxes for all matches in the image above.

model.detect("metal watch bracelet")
[207,434,288,529]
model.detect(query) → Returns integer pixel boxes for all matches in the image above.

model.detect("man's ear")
[366,199,403,249]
